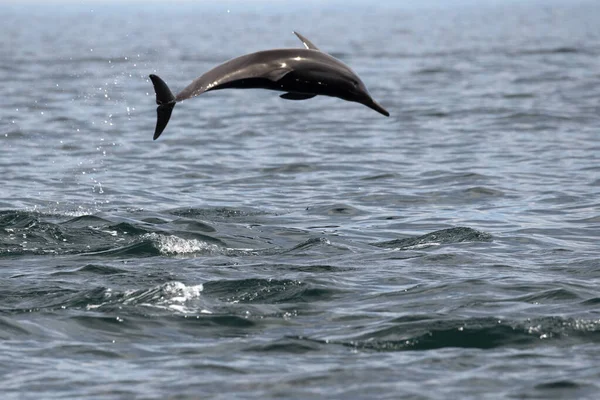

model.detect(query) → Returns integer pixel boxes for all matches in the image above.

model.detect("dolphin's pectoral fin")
[293,31,320,51]
[280,93,317,100]
[266,68,292,82]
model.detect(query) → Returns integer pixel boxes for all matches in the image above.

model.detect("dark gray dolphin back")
[174,49,354,102]
[174,52,290,101]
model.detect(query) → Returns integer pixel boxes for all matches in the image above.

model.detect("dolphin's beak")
[364,97,390,117]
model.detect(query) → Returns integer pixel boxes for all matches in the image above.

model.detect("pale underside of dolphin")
[149,31,389,140]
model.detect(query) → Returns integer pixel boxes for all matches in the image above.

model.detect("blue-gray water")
[1,1,600,398]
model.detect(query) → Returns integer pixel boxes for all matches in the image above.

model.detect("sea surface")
[1,0,600,398]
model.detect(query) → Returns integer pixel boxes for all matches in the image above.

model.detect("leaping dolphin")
[149,31,389,140]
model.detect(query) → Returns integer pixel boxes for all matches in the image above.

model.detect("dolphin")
[149,31,389,140]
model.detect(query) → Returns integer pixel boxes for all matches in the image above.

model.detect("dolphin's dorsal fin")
[293,31,320,51]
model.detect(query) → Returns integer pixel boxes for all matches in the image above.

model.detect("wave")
[294,316,600,352]
[202,278,337,305]
[168,206,269,221]
[51,264,127,276]
[0,211,493,259]
[2,277,324,318]
[84,282,208,314]
[305,203,364,216]
[511,47,583,56]
[0,210,228,257]
[373,227,492,250]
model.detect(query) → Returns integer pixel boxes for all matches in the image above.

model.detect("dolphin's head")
[335,73,390,117]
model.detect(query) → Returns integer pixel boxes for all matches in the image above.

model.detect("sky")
[0,0,562,4]
[0,0,589,13]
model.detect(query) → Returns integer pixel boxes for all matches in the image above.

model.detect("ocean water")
[1,0,600,398]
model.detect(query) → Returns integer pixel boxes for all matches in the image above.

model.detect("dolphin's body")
[149,32,389,140]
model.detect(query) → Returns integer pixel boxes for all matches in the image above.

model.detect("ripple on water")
[296,316,600,352]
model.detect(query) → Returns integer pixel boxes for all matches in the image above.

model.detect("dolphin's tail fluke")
[149,74,176,140]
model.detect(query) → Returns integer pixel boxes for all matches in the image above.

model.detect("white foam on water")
[143,281,210,314]
[26,204,100,217]
[86,282,211,314]
[162,281,204,302]
[143,233,222,255]
[396,242,441,250]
